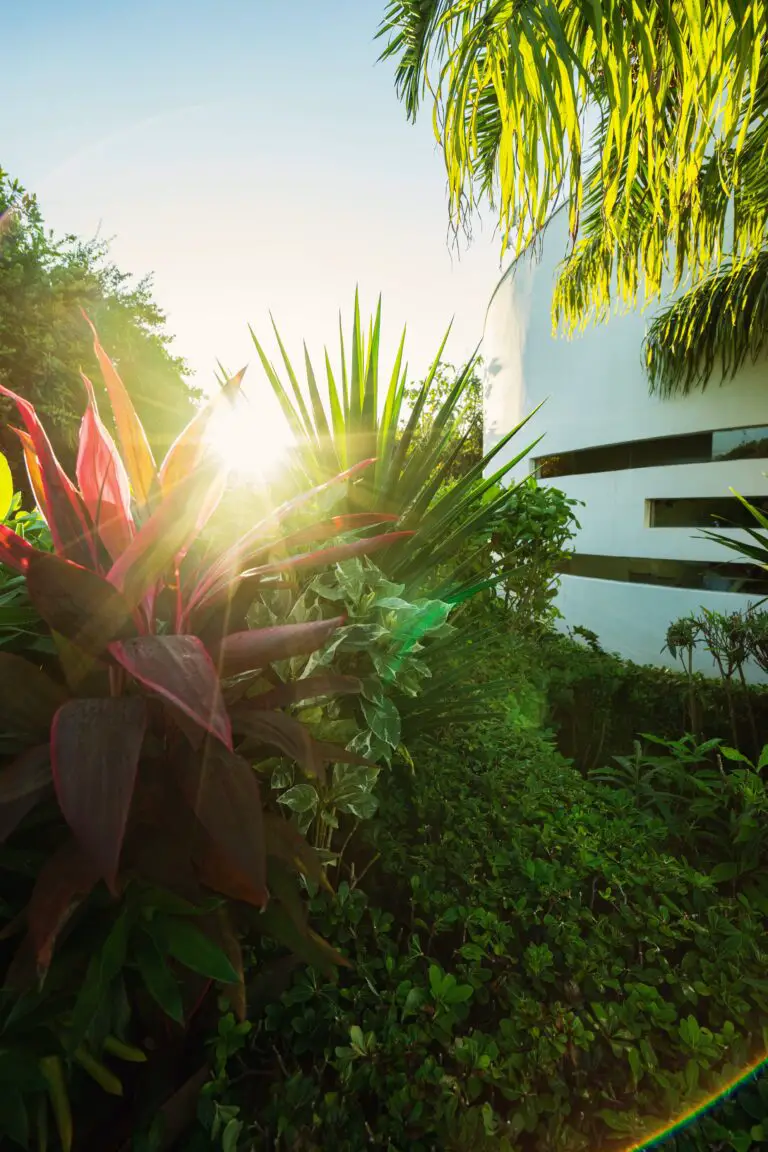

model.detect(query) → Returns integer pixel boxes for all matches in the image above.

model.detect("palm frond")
[644,249,768,397]
[378,0,768,327]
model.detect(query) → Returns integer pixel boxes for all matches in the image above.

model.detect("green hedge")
[223,721,768,1151]
[540,633,768,772]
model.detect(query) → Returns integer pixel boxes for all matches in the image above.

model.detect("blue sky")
[2,0,511,406]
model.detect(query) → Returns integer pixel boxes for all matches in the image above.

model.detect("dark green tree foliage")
[0,167,198,486]
[401,358,484,485]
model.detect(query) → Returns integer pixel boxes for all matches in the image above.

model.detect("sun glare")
[205,390,294,483]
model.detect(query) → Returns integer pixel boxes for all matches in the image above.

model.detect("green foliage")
[0,167,199,490]
[197,720,768,1151]
[402,358,484,486]
[378,3,768,341]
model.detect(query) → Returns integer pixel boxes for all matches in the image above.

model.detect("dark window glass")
[648,496,768,529]
[559,553,768,594]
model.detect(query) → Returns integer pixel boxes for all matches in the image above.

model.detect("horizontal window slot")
[560,553,768,595]
[647,496,768,529]
[535,424,768,479]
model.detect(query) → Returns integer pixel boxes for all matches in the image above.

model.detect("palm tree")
[378,2,768,394]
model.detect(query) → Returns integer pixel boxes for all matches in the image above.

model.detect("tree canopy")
[378,2,768,392]
[0,167,199,489]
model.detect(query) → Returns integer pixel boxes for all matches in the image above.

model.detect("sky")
[2,0,513,414]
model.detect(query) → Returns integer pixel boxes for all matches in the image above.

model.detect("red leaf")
[230,708,325,781]
[253,674,362,710]
[0,653,66,739]
[76,374,135,562]
[27,837,100,975]
[11,427,48,520]
[110,635,232,750]
[107,465,224,609]
[0,745,51,843]
[159,368,245,496]
[25,550,135,654]
[242,532,415,581]
[212,616,345,678]
[174,743,266,908]
[0,522,37,574]
[51,697,147,891]
[0,383,96,568]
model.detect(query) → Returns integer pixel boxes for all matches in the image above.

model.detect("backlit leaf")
[213,616,345,678]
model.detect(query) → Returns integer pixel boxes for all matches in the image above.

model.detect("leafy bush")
[0,321,411,1148]
[541,631,768,773]
[198,720,768,1151]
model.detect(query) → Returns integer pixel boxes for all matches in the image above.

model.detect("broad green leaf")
[151,917,239,984]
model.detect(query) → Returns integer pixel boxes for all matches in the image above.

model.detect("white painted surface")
[483,209,768,676]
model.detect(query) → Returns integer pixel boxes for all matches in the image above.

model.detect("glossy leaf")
[83,312,158,510]
[0,522,37,575]
[174,742,266,907]
[110,635,232,750]
[51,697,147,890]
[76,374,134,561]
[25,550,135,654]
[11,428,47,520]
[213,616,345,678]
[0,746,52,844]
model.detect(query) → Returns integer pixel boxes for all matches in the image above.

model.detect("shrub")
[0,320,410,1149]
[199,721,768,1151]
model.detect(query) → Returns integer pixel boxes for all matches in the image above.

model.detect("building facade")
[483,210,768,678]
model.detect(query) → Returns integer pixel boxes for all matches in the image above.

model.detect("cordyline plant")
[0,316,411,1003]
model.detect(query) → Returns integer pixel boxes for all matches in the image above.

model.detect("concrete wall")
[483,209,768,678]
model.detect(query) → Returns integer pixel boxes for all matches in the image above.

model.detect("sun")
[204,387,295,482]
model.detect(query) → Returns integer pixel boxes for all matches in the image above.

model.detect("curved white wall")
[483,209,768,679]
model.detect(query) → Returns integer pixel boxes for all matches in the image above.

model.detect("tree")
[378,3,768,392]
[0,167,199,490]
[401,357,483,484]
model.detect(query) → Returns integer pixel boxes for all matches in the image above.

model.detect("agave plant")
[251,292,541,600]
[0,318,412,1145]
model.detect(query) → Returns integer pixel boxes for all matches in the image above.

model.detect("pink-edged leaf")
[52,697,147,891]
[110,635,232,750]
[185,458,379,618]
[107,464,224,609]
[174,742,266,908]
[0,383,96,568]
[230,707,325,781]
[76,374,135,562]
[26,837,100,975]
[83,312,159,511]
[11,427,48,520]
[0,522,37,574]
[0,745,52,843]
[212,616,345,678]
[253,674,362,710]
[25,549,135,654]
[159,368,245,496]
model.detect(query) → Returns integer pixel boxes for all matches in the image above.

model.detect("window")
[535,425,768,479]
[647,496,768,529]
[560,553,768,594]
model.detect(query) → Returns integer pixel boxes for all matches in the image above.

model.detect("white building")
[484,209,768,678]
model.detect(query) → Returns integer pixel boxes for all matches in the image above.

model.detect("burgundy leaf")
[174,742,266,908]
[212,616,345,678]
[26,837,100,975]
[0,522,37,574]
[252,674,362,710]
[0,383,96,569]
[230,708,324,781]
[0,654,67,739]
[25,550,135,654]
[51,697,147,891]
[0,746,51,843]
[263,812,325,885]
[312,740,376,768]
[109,635,232,750]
